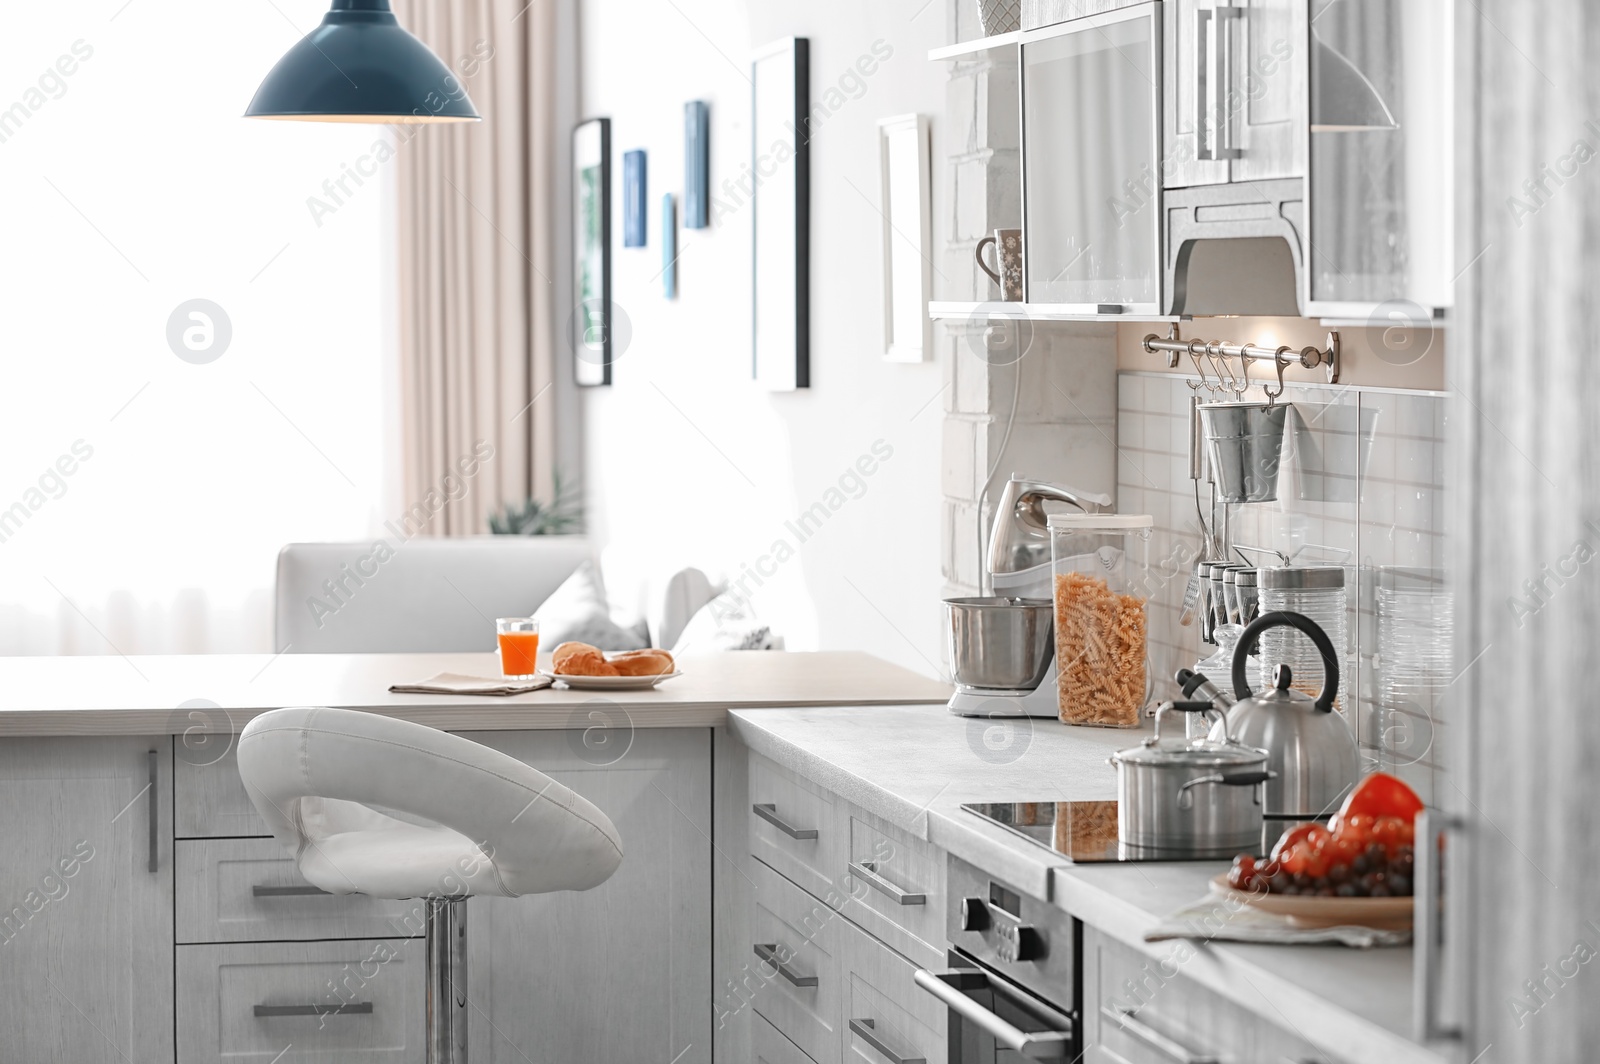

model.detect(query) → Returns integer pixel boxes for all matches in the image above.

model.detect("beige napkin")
[389,672,554,697]
[1143,893,1410,949]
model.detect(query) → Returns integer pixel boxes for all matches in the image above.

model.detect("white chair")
[236,706,623,1063]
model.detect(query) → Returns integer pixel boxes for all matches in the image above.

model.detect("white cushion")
[237,706,623,899]
[531,560,649,651]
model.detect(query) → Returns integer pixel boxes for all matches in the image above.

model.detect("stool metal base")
[425,897,469,1064]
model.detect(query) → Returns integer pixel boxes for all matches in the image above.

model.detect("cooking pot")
[944,597,1054,692]
[1109,701,1273,857]
[1215,610,1359,820]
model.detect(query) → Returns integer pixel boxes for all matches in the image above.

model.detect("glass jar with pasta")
[1048,513,1154,728]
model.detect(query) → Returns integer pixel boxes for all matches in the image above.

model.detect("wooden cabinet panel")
[176,837,421,944]
[750,857,846,1064]
[1082,925,1327,1063]
[838,918,947,1064]
[0,737,173,1063]
[756,1011,822,1064]
[176,938,423,1063]
[751,752,842,900]
[174,744,269,839]
[465,728,712,1064]
[1230,0,1307,183]
[838,802,946,971]
[1163,0,1233,188]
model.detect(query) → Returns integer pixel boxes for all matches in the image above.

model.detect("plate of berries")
[1209,773,1424,931]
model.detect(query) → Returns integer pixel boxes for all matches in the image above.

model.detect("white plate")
[550,671,684,691]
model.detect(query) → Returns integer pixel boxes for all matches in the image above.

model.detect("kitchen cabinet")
[1163,0,1307,189]
[466,728,712,1064]
[1082,925,1329,1063]
[1304,0,1452,317]
[1020,4,1163,313]
[0,737,173,1063]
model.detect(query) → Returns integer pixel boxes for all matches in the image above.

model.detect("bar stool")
[236,706,624,1063]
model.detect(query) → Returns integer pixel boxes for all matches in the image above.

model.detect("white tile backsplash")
[1118,372,1451,803]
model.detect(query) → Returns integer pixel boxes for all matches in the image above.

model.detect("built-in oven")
[915,856,1079,1062]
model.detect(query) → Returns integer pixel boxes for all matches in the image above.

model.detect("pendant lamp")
[245,0,478,123]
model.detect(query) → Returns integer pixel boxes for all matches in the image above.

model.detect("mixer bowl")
[944,597,1055,692]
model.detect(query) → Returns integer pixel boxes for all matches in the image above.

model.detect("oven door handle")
[913,968,1072,1060]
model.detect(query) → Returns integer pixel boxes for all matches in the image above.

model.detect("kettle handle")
[1231,610,1340,713]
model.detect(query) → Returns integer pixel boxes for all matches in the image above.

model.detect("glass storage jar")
[1256,566,1349,711]
[1049,513,1153,728]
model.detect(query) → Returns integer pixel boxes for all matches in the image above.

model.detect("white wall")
[577,0,951,676]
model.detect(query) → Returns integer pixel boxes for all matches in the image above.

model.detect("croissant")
[551,642,618,676]
[609,648,676,677]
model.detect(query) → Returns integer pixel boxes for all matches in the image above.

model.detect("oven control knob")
[958,897,988,932]
[1011,925,1043,962]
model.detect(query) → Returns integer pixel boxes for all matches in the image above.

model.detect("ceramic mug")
[976,228,1024,301]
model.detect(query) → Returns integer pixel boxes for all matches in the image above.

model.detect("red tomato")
[1270,822,1329,861]
[1372,816,1411,857]
[1323,832,1363,867]
[1338,772,1425,825]
[1335,813,1378,847]
[1281,840,1312,876]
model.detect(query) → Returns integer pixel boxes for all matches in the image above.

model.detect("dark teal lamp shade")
[245,0,479,123]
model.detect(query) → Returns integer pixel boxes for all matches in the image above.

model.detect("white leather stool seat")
[238,706,623,899]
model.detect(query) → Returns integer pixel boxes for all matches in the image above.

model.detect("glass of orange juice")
[495,617,540,679]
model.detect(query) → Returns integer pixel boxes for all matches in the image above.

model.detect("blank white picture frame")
[751,38,809,391]
[878,114,931,363]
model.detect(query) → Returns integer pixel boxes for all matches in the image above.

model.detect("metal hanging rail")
[1141,324,1341,385]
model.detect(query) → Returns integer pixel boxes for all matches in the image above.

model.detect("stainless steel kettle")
[1208,610,1358,820]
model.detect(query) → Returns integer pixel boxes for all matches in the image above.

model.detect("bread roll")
[609,649,675,677]
[552,642,618,676]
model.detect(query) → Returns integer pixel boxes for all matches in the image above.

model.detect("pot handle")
[1153,700,1224,741]
[1175,769,1276,810]
[1230,610,1340,713]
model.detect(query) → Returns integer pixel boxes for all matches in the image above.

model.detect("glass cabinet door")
[1307,0,1452,314]
[1021,5,1161,312]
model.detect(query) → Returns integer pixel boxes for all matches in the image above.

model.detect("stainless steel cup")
[1199,402,1289,503]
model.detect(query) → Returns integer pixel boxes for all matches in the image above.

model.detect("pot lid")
[1113,735,1268,768]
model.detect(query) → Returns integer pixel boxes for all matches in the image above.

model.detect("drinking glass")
[496,618,540,679]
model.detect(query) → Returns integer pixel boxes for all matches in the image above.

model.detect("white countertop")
[0,651,951,735]
[730,703,1450,1064]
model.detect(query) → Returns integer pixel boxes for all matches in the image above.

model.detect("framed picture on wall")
[572,117,612,387]
[684,101,709,229]
[878,114,932,363]
[751,37,809,391]
[623,149,647,248]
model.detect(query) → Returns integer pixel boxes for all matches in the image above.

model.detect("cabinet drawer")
[751,856,845,1064]
[839,804,945,970]
[750,753,840,899]
[176,938,424,1063]
[176,838,422,944]
[174,744,269,838]
[756,1011,821,1064]
[1084,926,1324,1064]
[839,918,946,1064]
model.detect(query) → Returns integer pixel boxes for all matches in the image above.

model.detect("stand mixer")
[945,475,1112,718]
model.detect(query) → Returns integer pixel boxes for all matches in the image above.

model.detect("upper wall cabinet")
[1163,0,1307,188]
[1304,0,1453,316]
[1021,4,1162,314]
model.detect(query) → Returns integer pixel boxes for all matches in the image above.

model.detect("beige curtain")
[393,0,571,534]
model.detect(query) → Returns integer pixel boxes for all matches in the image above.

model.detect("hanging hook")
[1186,340,1212,393]
[1262,346,1291,408]
[1204,342,1233,394]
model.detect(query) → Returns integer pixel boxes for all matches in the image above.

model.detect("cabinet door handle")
[1212,6,1243,159]
[252,884,332,897]
[1414,809,1464,1042]
[1104,1006,1217,1064]
[147,750,159,874]
[753,803,818,840]
[254,1002,373,1018]
[848,861,925,905]
[752,943,818,987]
[849,1018,926,1064]
[1194,8,1213,160]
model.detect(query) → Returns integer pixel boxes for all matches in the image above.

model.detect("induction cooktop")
[963,800,1241,863]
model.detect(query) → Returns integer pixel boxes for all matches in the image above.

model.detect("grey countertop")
[730,703,1451,1064]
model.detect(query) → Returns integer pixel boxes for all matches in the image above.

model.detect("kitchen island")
[0,651,947,1064]
[731,703,1454,1064]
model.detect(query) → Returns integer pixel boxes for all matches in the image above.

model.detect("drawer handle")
[254,1002,374,1018]
[849,861,925,905]
[1104,1006,1217,1064]
[849,1018,925,1064]
[147,750,159,874]
[752,943,818,987]
[753,803,818,840]
[252,884,333,897]
[914,968,1071,1059]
